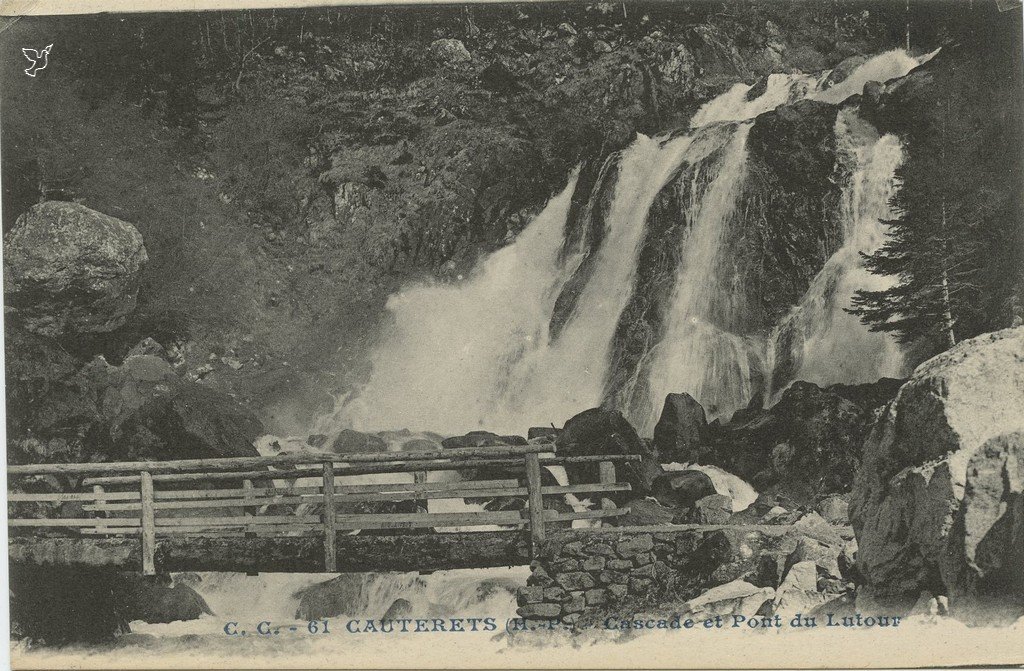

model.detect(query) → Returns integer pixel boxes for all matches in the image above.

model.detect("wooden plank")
[140,471,156,576]
[322,462,337,572]
[9,445,550,476]
[541,482,630,496]
[84,496,317,512]
[7,491,140,502]
[544,508,628,523]
[598,460,617,527]
[8,518,141,527]
[333,510,525,530]
[525,452,545,553]
[155,515,320,526]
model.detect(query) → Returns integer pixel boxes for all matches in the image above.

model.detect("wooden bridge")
[7,445,637,575]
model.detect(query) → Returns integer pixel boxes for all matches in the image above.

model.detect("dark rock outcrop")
[9,565,130,644]
[556,408,663,496]
[441,430,527,448]
[652,392,709,464]
[117,573,213,623]
[698,380,893,502]
[8,350,261,464]
[850,328,1024,618]
[330,429,388,453]
[4,202,148,337]
[651,470,717,510]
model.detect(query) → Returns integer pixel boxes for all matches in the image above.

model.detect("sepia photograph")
[1,0,1023,668]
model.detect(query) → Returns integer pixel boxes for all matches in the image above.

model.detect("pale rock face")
[850,327,1024,610]
[430,38,471,65]
[4,201,148,336]
[679,579,775,621]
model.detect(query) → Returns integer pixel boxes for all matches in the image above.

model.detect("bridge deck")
[8,447,638,575]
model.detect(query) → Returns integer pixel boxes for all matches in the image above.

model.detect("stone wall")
[516,523,833,626]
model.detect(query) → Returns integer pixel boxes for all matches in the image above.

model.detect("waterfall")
[327,50,926,439]
[767,108,908,395]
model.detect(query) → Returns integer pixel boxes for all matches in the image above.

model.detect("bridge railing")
[8,446,638,574]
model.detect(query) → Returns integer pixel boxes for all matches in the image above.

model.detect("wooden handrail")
[77,454,641,487]
[7,444,553,476]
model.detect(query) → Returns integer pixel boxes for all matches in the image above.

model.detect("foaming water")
[768,108,907,395]
[663,462,758,512]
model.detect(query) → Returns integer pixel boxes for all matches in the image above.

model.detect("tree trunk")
[940,199,957,348]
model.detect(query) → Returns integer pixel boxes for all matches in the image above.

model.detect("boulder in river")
[3,202,148,337]
[330,429,388,453]
[850,327,1024,618]
[441,430,527,448]
[651,470,717,510]
[557,408,663,496]
[653,392,709,464]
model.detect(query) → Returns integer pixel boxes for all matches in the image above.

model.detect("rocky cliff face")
[850,327,1024,620]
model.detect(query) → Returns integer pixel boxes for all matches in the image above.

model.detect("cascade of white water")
[767,108,907,395]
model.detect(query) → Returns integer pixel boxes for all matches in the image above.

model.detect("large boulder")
[653,393,709,464]
[117,573,213,623]
[8,352,262,464]
[651,470,717,510]
[556,408,663,496]
[850,328,1024,616]
[942,432,1024,611]
[4,202,148,337]
[88,355,262,460]
[700,380,890,502]
[330,429,388,454]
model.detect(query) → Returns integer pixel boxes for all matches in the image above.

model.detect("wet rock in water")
[653,393,709,464]
[688,494,733,525]
[677,579,775,620]
[294,575,371,620]
[3,202,148,337]
[118,573,213,623]
[821,54,869,89]
[528,426,561,441]
[651,470,717,509]
[441,430,526,448]
[850,328,1024,617]
[331,429,388,453]
[382,598,413,620]
[306,434,329,448]
[401,437,442,452]
[557,408,663,496]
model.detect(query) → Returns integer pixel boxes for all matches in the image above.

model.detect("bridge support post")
[140,471,155,576]
[413,470,427,513]
[322,461,337,572]
[525,452,545,556]
[599,461,617,527]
